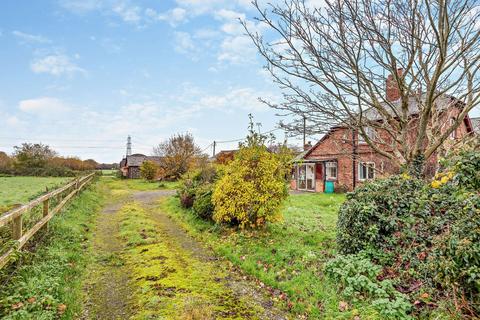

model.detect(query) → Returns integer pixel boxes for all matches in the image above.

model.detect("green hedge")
[334,151,480,317]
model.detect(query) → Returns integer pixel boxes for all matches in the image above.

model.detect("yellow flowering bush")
[431,171,454,188]
[212,145,289,228]
[211,116,290,229]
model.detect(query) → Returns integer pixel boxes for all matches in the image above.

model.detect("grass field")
[160,192,384,319]
[0,177,71,212]
[99,169,117,176]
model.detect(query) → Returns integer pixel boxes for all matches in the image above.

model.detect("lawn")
[0,177,71,212]
[160,192,381,319]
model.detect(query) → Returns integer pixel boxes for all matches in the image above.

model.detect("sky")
[1,1,478,163]
[0,0,304,163]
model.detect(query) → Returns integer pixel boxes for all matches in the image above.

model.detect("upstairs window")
[325,161,337,180]
[359,162,375,181]
[358,127,376,144]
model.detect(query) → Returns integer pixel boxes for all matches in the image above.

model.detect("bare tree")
[153,133,203,180]
[244,0,480,172]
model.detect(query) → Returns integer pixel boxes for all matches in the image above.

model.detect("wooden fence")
[0,173,96,269]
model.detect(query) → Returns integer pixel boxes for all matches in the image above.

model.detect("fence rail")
[0,172,96,269]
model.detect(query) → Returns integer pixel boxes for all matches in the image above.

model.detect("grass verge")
[160,192,383,319]
[0,183,105,319]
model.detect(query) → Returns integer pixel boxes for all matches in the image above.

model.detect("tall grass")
[0,184,105,319]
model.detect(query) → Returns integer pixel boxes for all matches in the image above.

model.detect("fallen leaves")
[57,304,67,315]
[11,302,24,310]
[338,301,349,312]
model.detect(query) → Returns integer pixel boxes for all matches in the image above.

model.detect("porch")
[290,161,337,193]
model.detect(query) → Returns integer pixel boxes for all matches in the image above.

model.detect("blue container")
[325,181,334,193]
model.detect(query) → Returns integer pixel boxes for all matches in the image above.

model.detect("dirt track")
[83,189,287,319]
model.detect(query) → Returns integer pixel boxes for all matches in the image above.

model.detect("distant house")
[214,150,238,164]
[291,76,475,193]
[119,154,163,179]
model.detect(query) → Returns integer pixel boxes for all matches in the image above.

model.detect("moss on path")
[83,184,287,319]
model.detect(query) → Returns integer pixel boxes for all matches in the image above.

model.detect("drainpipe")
[352,129,357,189]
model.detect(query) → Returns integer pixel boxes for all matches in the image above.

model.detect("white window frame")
[297,163,316,191]
[358,162,375,181]
[325,161,337,181]
[358,127,376,144]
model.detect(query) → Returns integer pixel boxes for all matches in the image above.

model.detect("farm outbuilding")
[119,154,162,179]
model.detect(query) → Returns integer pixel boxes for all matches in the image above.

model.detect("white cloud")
[147,7,188,26]
[218,35,256,64]
[19,97,70,114]
[58,0,102,13]
[112,2,142,23]
[305,0,327,9]
[12,31,51,44]
[6,115,25,127]
[31,54,86,77]
[198,87,270,112]
[174,0,255,15]
[173,32,199,60]
[194,28,221,39]
[214,9,245,21]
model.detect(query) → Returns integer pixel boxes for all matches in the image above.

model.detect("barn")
[119,154,162,179]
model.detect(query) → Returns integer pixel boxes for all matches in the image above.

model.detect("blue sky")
[1,1,477,163]
[0,0,297,163]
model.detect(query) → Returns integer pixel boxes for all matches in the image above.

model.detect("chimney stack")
[304,141,312,151]
[386,68,403,102]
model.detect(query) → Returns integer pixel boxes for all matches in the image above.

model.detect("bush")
[335,151,480,317]
[426,191,480,314]
[140,161,158,181]
[177,165,219,210]
[212,144,289,229]
[325,254,412,319]
[178,179,196,208]
[192,185,214,220]
[337,175,424,259]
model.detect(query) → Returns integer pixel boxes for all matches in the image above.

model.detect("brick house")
[291,78,476,193]
[120,154,163,179]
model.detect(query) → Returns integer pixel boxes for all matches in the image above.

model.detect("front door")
[297,164,316,191]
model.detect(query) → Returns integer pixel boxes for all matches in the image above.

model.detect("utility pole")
[126,135,132,156]
[303,116,306,148]
[212,141,216,158]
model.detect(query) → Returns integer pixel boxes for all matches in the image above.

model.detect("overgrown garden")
[168,120,479,319]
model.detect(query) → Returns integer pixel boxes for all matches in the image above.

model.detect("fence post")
[43,198,49,230]
[75,178,80,193]
[12,216,22,240]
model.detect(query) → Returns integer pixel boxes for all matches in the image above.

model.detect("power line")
[0,136,123,142]
[200,143,213,153]
[0,145,126,149]
[215,127,281,144]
